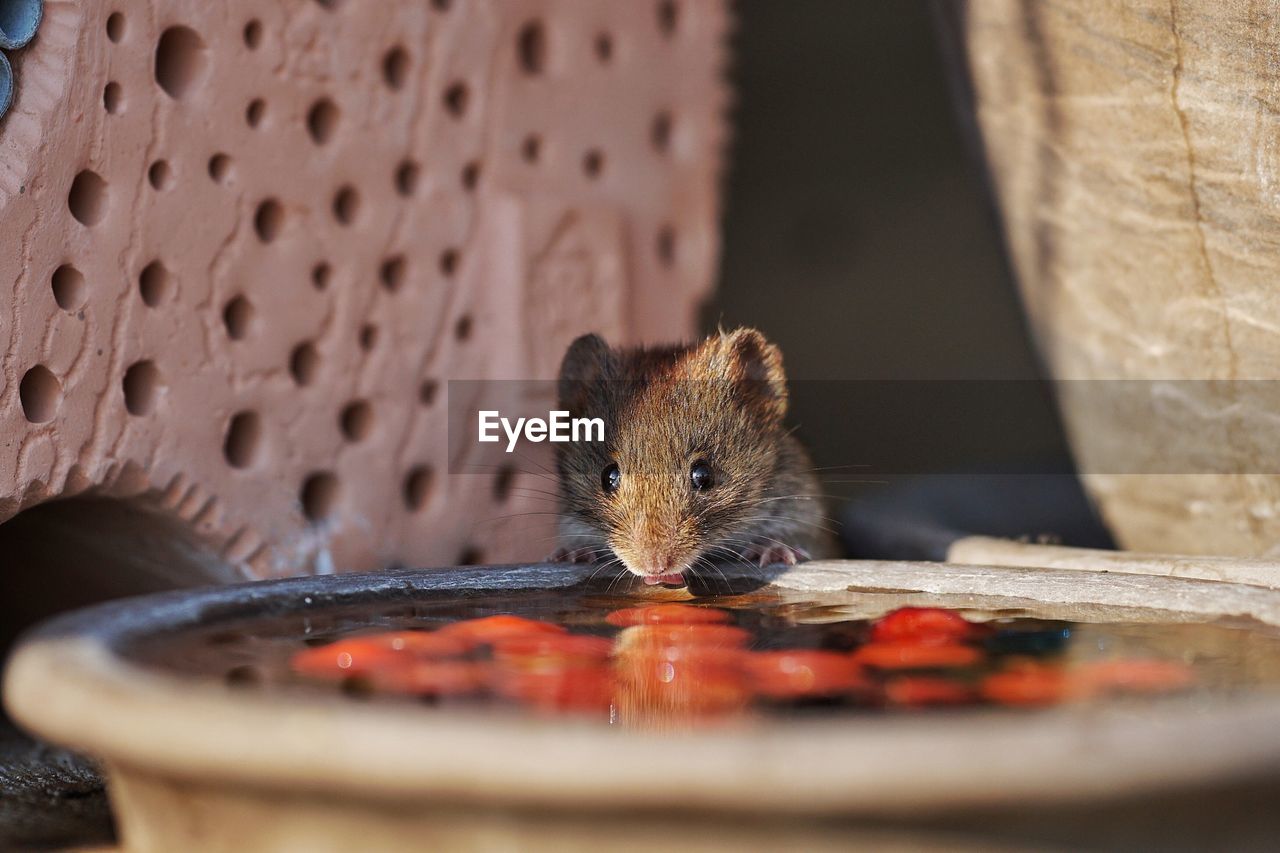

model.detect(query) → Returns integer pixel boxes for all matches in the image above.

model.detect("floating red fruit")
[362,661,486,697]
[980,663,1080,706]
[436,615,567,642]
[605,603,733,627]
[616,623,752,651]
[372,631,474,656]
[852,641,982,670]
[614,654,751,718]
[491,633,615,669]
[290,631,470,679]
[744,650,867,698]
[493,665,616,714]
[884,676,978,707]
[1078,659,1194,694]
[870,607,986,643]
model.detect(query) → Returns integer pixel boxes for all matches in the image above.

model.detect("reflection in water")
[125,587,1280,732]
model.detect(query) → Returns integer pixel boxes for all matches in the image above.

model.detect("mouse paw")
[742,543,811,568]
[546,546,604,564]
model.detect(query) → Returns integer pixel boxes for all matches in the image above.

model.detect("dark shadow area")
[0,497,235,849]
[709,1,1104,554]
[841,471,1115,560]
[709,2,1060,502]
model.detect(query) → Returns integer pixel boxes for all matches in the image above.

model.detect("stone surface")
[960,1,1280,556]
[0,0,727,577]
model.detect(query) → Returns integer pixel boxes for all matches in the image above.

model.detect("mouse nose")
[637,554,687,586]
[640,547,675,571]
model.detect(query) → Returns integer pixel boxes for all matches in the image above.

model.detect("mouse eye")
[690,460,714,491]
[601,463,621,494]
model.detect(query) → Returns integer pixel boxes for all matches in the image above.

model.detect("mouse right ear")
[557,333,613,413]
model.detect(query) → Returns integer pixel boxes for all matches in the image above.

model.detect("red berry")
[605,603,733,627]
[870,607,985,643]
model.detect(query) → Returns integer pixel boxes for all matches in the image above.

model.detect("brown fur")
[554,328,836,583]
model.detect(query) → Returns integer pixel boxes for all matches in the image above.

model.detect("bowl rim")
[9,558,1280,815]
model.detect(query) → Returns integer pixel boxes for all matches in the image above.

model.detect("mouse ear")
[720,328,788,421]
[558,333,614,413]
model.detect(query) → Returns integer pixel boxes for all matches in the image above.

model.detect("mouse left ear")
[721,328,788,421]
[558,333,614,414]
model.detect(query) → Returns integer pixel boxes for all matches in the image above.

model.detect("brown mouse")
[551,327,836,586]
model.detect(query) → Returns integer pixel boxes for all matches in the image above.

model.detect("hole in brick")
[307,98,338,145]
[403,465,433,511]
[20,366,61,424]
[359,324,378,351]
[289,341,319,386]
[254,199,283,242]
[380,256,406,292]
[223,295,253,340]
[333,185,359,225]
[595,32,613,63]
[147,160,172,190]
[395,160,419,196]
[51,264,86,312]
[454,314,472,341]
[443,81,468,118]
[246,98,266,128]
[517,20,545,75]
[461,160,481,191]
[243,19,262,49]
[103,82,123,114]
[223,410,262,468]
[419,379,438,406]
[155,26,208,99]
[68,170,108,226]
[313,0,341,10]
[339,400,373,442]
[431,0,451,10]
[493,466,515,502]
[657,0,678,37]
[457,547,484,566]
[107,12,125,42]
[439,248,459,277]
[311,262,331,291]
[208,153,231,183]
[383,46,409,90]
[521,134,541,163]
[582,148,604,179]
[139,261,170,307]
[651,111,672,154]
[657,225,676,268]
[122,360,160,416]
[301,472,339,522]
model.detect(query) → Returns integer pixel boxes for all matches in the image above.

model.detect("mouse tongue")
[643,573,686,586]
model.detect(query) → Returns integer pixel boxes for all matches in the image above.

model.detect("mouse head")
[557,328,789,585]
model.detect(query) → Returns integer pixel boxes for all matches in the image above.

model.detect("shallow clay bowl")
[9,559,1280,851]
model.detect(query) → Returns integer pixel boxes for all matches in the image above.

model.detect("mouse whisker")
[703,540,771,571]
[698,553,736,587]
[729,513,842,538]
[603,561,633,594]
[587,555,624,584]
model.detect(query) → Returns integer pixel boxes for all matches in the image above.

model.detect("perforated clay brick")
[0,0,728,577]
